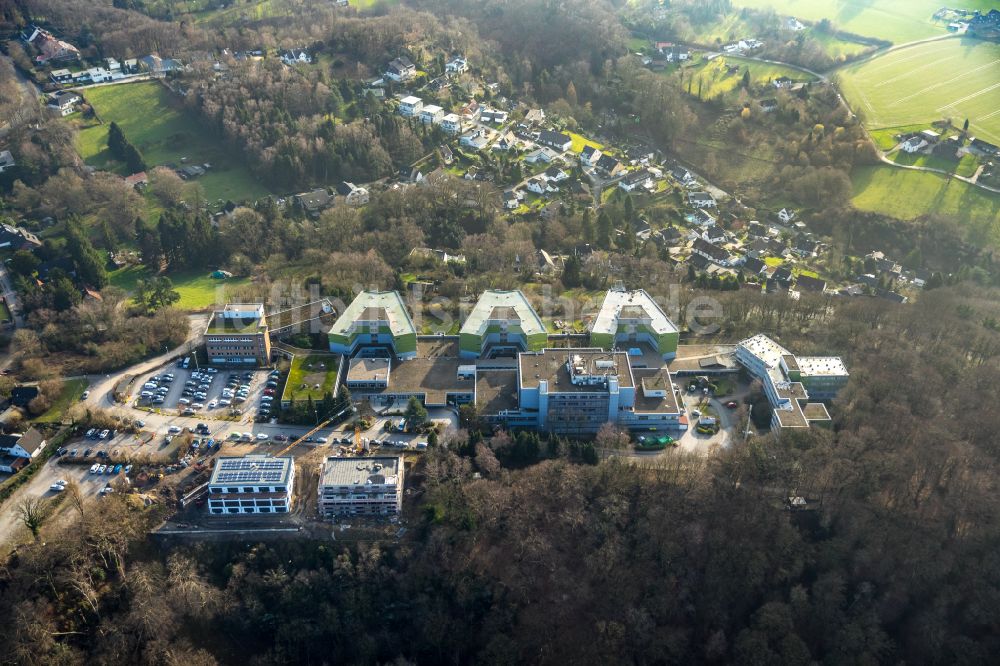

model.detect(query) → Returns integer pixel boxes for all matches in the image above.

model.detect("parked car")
[97,465,107,474]
[89,464,99,474]
[99,429,110,439]
[136,420,145,428]
[168,426,181,434]
[726,401,738,409]
[113,464,122,474]
[256,433,269,441]
[86,428,96,439]
[316,437,328,444]
[124,464,132,474]
[81,390,90,400]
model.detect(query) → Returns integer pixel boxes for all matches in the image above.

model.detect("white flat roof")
[737,333,791,369]
[592,289,677,336]
[320,456,401,487]
[400,95,421,105]
[796,356,849,377]
[330,291,416,339]
[421,104,443,114]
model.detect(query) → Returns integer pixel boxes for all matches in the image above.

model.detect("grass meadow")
[732,0,999,43]
[851,166,1000,244]
[838,39,1000,145]
[76,82,267,203]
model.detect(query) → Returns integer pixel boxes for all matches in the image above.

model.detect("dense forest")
[3,284,1000,664]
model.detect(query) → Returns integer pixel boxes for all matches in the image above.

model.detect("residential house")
[688,191,717,208]
[335,181,369,206]
[537,130,572,152]
[294,188,332,216]
[539,202,563,221]
[795,275,827,293]
[440,113,463,134]
[280,49,312,65]
[526,178,547,195]
[480,108,508,124]
[139,54,181,74]
[26,27,80,64]
[596,154,624,177]
[877,290,908,304]
[0,151,16,174]
[660,226,683,246]
[760,98,778,112]
[503,190,523,210]
[663,46,690,62]
[445,56,468,73]
[901,136,928,153]
[418,104,444,125]
[399,168,424,184]
[524,108,545,126]
[460,100,481,120]
[747,221,767,237]
[692,239,731,266]
[545,165,570,182]
[0,224,42,251]
[524,147,560,164]
[742,257,767,276]
[0,428,46,473]
[460,128,491,151]
[670,166,696,187]
[702,225,727,244]
[619,169,653,192]
[124,171,149,190]
[47,91,81,117]
[438,144,454,164]
[689,209,717,227]
[773,76,794,89]
[770,266,793,290]
[786,17,806,31]
[10,385,40,408]
[793,237,819,258]
[778,208,796,223]
[49,68,73,83]
[581,145,603,167]
[492,131,518,151]
[398,95,423,117]
[385,56,416,82]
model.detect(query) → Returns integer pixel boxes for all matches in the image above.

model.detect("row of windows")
[211,506,288,514]
[208,499,288,507]
[210,485,288,493]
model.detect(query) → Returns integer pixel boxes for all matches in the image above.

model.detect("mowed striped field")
[838,38,1000,145]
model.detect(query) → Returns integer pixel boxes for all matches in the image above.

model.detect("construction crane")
[275,418,333,457]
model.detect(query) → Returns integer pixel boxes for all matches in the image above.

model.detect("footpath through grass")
[75,81,268,203]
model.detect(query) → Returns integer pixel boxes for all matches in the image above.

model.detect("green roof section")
[460,290,546,341]
[205,303,268,335]
[329,291,416,340]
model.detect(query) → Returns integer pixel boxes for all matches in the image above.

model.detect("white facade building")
[318,457,404,517]
[207,456,294,515]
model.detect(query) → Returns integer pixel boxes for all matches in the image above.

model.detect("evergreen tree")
[581,208,594,244]
[65,220,108,288]
[596,209,612,250]
[107,122,126,158]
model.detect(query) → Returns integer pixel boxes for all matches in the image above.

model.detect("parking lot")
[130,362,276,422]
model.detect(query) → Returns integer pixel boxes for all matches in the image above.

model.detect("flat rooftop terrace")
[520,349,634,393]
[205,313,266,335]
[633,368,681,414]
[320,456,401,487]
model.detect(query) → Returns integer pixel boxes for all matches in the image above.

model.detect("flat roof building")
[735,334,848,430]
[459,290,547,358]
[318,456,404,517]
[504,348,684,434]
[328,291,417,360]
[590,289,679,360]
[204,303,272,366]
[207,455,294,515]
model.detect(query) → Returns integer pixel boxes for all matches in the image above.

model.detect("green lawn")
[806,29,872,60]
[109,265,251,311]
[690,55,817,100]
[34,378,89,424]
[851,166,1000,244]
[281,354,340,403]
[838,39,1000,145]
[887,149,979,178]
[731,0,999,43]
[568,131,604,153]
[75,82,268,203]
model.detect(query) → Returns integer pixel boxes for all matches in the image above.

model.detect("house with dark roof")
[702,225,727,244]
[670,166,696,187]
[619,169,653,192]
[692,238,731,266]
[742,257,766,276]
[596,153,624,176]
[970,138,999,157]
[581,144,602,166]
[688,191,716,208]
[294,188,332,215]
[385,56,416,82]
[10,386,40,408]
[537,130,572,151]
[793,237,819,257]
[795,274,827,293]
[770,266,793,291]
[0,224,42,251]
